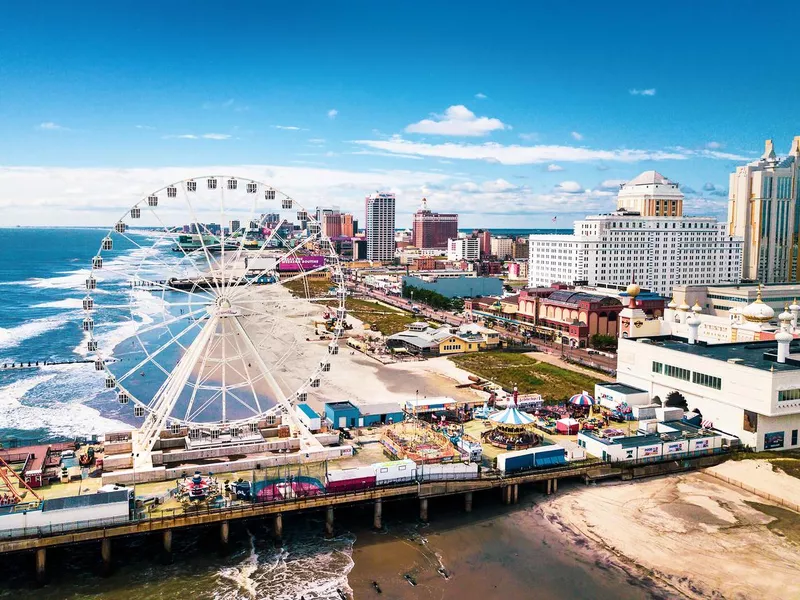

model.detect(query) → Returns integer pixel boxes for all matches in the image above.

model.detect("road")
[348,281,618,373]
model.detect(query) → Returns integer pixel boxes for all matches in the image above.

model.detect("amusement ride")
[82,176,347,472]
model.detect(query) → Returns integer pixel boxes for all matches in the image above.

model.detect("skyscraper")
[411,198,458,250]
[728,137,800,282]
[365,192,396,261]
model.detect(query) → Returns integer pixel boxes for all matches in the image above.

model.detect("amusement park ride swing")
[82,176,348,475]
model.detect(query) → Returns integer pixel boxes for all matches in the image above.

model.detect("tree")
[590,334,617,351]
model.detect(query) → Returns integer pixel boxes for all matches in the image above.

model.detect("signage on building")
[764,431,785,450]
[278,255,325,272]
[694,439,709,450]
[665,442,684,454]
[642,446,660,456]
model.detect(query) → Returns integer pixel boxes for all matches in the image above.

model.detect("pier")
[1,359,93,371]
[0,453,728,581]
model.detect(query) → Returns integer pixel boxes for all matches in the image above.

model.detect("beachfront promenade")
[0,452,729,582]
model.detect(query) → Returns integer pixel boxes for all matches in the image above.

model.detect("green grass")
[282,277,334,298]
[449,350,602,401]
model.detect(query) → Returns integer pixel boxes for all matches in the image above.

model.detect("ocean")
[0,227,655,600]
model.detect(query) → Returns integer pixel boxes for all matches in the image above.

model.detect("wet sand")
[347,487,662,600]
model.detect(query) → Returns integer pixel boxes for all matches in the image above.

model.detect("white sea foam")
[31,298,85,310]
[0,367,127,436]
[0,313,75,353]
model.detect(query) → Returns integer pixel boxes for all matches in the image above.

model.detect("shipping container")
[373,459,417,485]
[496,445,566,474]
[418,462,478,482]
[326,465,376,492]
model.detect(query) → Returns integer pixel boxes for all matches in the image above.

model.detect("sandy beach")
[344,460,800,600]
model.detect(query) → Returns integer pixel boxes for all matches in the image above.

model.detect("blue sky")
[2,1,800,227]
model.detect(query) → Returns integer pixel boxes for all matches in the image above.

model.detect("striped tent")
[568,391,595,406]
[701,419,713,429]
[488,406,535,426]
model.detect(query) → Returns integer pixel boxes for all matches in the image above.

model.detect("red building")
[411,198,458,250]
[472,229,491,257]
[537,290,623,347]
[322,212,355,238]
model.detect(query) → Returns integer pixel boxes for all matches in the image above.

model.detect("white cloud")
[308,138,326,145]
[547,164,564,172]
[600,179,626,190]
[135,125,155,130]
[38,122,67,131]
[327,109,338,119]
[273,125,304,131]
[349,150,424,160]
[162,133,231,140]
[405,105,508,137]
[629,88,656,96]
[353,136,689,165]
[570,131,583,141]
[519,133,539,142]
[475,93,487,99]
[554,181,583,193]
[705,141,722,149]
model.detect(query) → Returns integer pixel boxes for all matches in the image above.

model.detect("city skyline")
[2,2,800,227]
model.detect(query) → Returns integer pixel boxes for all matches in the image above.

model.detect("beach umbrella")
[568,391,595,407]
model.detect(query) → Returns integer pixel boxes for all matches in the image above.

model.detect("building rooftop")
[545,290,622,307]
[632,336,800,372]
[597,382,647,395]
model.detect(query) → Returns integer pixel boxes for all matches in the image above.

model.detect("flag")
[552,216,557,223]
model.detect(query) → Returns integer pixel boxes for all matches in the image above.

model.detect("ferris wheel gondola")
[82,176,347,468]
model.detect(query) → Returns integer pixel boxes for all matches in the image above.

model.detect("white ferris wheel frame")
[82,175,347,456]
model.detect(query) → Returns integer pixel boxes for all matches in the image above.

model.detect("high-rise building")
[411,198,458,250]
[473,229,491,257]
[229,220,241,233]
[512,238,529,259]
[728,137,800,282]
[316,207,355,239]
[447,237,480,261]
[527,171,744,296]
[616,170,684,216]
[365,192,396,261]
[490,236,514,259]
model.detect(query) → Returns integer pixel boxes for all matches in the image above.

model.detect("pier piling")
[100,538,112,575]
[35,548,46,584]
[419,498,429,522]
[274,513,283,539]
[512,484,519,504]
[162,529,173,561]
[546,479,553,495]
[464,491,473,513]
[220,521,230,551]
[325,506,335,538]
[373,498,383,530]
[553,479,558,493]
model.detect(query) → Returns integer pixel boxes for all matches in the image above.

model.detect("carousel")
[177,471,223,509]
[481,387,541,450]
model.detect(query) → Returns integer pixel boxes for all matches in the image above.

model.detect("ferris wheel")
[82,176,347,463]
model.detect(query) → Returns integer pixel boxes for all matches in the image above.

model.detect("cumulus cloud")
[475,93,487,99]
[353,136,688,166]
[706,141,722,149]
[38,122,68,131]
[554,181,583,193]
[327,109,338,119]
[547,164,564,172]
[600,179,626,189]
[629,88,656,96]
[405,105,508,137]
[571,131,583,141]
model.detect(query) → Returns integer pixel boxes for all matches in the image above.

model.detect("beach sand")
[345,465,800,600]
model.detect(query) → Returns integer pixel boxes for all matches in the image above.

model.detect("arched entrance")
[665,391,688,410]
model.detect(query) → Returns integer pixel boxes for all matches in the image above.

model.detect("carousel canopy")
[489,406,535,426]
[569,391,595,406]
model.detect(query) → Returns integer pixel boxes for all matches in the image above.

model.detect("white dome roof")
[790,299,800,311]
[743,288,775,323]
[678,302,690,311]
[691,302,703,313]
[776,330,794,343]
[667,298,677,309]
[779,306,793,321]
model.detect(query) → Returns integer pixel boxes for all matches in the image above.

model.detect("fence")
[705,470,800,514]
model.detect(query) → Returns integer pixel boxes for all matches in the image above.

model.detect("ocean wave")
[214,531,355,600]
[31,298,85,310]
[0,313,75,353]
[0,368,127,437]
